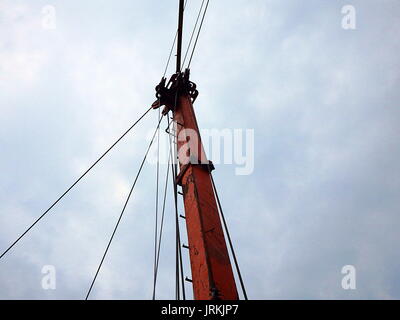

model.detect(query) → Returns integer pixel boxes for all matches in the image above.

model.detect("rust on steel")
[152,70,239,300]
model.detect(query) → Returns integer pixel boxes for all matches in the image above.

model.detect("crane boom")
[152,70,239,300]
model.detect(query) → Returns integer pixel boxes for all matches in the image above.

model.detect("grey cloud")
[0,0,399,299]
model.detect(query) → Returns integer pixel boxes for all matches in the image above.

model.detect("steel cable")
[85,115,164,300]
[0,107,152,262]
[187,0,210,69]
[210,173,248,300]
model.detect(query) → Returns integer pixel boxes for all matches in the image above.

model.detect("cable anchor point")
[151,68,198,115]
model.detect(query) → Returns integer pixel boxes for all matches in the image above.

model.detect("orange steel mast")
[151,0,239,300]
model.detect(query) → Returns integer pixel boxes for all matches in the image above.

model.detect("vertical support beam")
[173,93,239,300]
[176,0,185,73]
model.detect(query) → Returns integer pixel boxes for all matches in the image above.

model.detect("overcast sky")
[0,0,399,300]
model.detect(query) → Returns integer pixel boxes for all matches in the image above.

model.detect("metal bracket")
[175,160,215,186]
[151,68,198,115]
